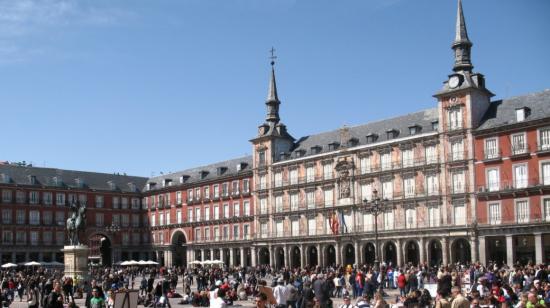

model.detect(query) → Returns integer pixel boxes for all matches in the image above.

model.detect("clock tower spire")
[452,0,473,73]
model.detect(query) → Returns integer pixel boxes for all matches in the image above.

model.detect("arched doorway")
[428,240,442,267]
[171,231,187,267]
[487,237,505,265]
[343,244,355,266]
[451,238,471,264]
[276,247,285,269]
[325,245,336,266]
[515,235,535,265]
[195,250,202,262]
[364,243,376,265]
[291,246,301,268]
[223,248,230,265]
[244,248,252,267]
[89,234,112,266]
[405,241,419,265]
[259,247,270,265]
[383,242,397,266]
[307,246,318,267]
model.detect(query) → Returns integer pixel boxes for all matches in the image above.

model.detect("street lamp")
[363,188,388,270]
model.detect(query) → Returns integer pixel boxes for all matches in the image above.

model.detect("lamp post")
[363,188,386,270]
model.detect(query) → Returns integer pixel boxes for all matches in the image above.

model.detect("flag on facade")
[330,211,339,235]
[340,211,349,233]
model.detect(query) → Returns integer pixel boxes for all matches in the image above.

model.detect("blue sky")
[1,0,549,177]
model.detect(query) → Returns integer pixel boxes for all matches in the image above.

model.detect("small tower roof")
[454,0,471,46]
[266,64,279,104]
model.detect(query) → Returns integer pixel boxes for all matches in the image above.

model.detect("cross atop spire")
[452,0,473,72]
[265,47,280,123]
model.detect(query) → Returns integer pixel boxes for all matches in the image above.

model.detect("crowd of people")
[0,261,548,308]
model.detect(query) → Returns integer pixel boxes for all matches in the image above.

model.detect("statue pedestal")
[62,245,89,282]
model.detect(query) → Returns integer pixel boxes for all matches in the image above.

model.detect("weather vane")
[269,47,277,66]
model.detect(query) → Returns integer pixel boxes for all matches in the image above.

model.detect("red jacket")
[397,274,407,289]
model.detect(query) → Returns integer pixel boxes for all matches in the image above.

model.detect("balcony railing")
[511,145,530,157]
[537,144,550,153]
[477,177,549,193]
[448,151,468,162]
[483,150,502,161]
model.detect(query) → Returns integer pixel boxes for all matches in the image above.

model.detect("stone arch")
[88,232,113,266]
[324,244,336,267]
[383,241,397,266]
[404,240,420,266]
[170,229,188,267]
[290,246,301,268]
[342,243,355,266]
[450,238,471,264]
[258,247,270,265]
[427,239,443,267]
[307,246,318,267]
[275,247,285,269]
[363,242,376,265]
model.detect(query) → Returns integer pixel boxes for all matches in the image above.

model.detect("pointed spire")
[265,48,280,123]
[452,0,473,72]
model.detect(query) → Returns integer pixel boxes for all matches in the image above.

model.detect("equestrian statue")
[66,200,87,246]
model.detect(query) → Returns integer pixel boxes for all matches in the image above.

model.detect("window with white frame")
[195,228,201,241]
[1,209,11,224]
[243,179,250,193]
[96,213,104,227]
[95,195,104,208]
[2,231,12,245]
[204,206,210,220]
[43,192,52,205]
[360,156,371,174]
[452,170,465,193]
[290,169,298,185]
[259,198,267,215]
[426,174,439,196]
[112,214,120,226]
[222,226,229,239]
[121,233,130,245]
[544,198,550,222]
[233,225,239,239]
[213,185,219,198]
[233,202,240,217]
[448,108,463,130]
[16,191,25,204]
[28,191,39,204]
[291,219,299,236]
[306,191,315,209]
[290,193,299,211]
[29,210,40,225]
[204,186,210,199]
[195,207,201,221]
[402,149,413,168]
[516,200,529,223]
[404,177,415,198]
[214,227,220,240]
[384,210,394,230]
[274,172,282,187]
[516,108,525,122]
[425,145,437,164]
[120,214,129,227]
[188,209,193,222]
[43,231,52,245]
[112,196,120,209]
[187,189,193,202]
[176,191,182,205]
[194,188,201,200]
[214,204,220,219]
[451,139,464,161]
[56,231,64,245]
[308,218,316,235]
[484,138,498,159]
[30,231,38,245]
[453,201,466,225]
[512,133,527,154]
[324,188,333,206]
[540,128,550,150]
[428,205,440,227]
[323,163,332,179]
[381,153,392,170]
[260,222,268,238]
[121,197,129,209]
[275,195,283,213]
[382,179,393,199]
[405,207,416,229]
[55,211,65,226]
[158,213,165,226]
[176,210,182,224]
[361,183,372,201]
[165,212,170,224]
[2,190,12,203]
[487,168,500,192]
[542,162,550,185]
[275,220,283,237]
[232,181,239,195]
[243,201,250,216]
[259,175,267,190]
[131,198,140,209]
[16,210,25,224]
[222,183,229,196]
[16,231,26,244]
[205,227,210,240]
[489,202,501,225]
[56,193,65,206]
[306,166,315,182]
[363,213,373,231]
[151,213,156,227]
[243,224,250,239]
[223,203,229,218]
[513,164,528,188]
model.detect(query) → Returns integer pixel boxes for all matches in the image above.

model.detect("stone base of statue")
[62,245,90,282]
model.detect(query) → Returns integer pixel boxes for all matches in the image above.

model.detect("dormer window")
[217,167,227,176]
[179,175,189,183]
[409,125,421,136]
[515,107,530,122]
[387,129,399,140]
[236,162,248,171]
[163,179,172,187]
[108,181,117,191]
[128,182,137,192]
[348,137,359,147]
[0,173,9,184]
[200,171,209,179]
[53,176,62,187]
[310,145,322,154]
[328,142,340,151]
[279,152,290,160]
[432,121,439,131]
[148,182,157,190]
[366,134,378,144]
[258,150,266,165]
[75,178,84,188]
[296,149,306,157]
[29,175,37,185]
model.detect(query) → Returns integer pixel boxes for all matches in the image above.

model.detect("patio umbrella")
[24,261,42,266]
[138,260,148,266]
[145,260,159,265]
[1,263,17,268]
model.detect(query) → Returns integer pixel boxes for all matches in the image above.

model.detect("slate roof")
[146,156,252,191]
[287,108,439,160]
[476,89,550,131]
[0,164,147,193]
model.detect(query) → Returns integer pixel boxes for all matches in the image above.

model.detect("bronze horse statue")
[66,201,86,246]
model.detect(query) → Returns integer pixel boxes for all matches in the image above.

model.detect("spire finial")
[265,47,280,123]
[452,0,473,72]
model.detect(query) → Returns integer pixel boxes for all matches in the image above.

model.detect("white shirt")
[273,285,288,305]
